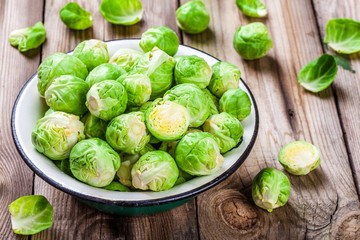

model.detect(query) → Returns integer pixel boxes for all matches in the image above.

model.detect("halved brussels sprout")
[81,113,108,140]
[31,111,85,160]
[140,26,179,56]
[131,150,179,191]
[175,132,224,176]
[202,88,219,115]
[174,55,212,89]
[70,138,120,187]
[176,0,210,34]
[44,75,89,116]
[252,168,291,212]
[118,73,152,106]
[86,80,128,121]
[233,22,273,60]
[278,141,321,175]
[100,0,143,25]
[8,22,46,52]
[59,2,93,30]
[106,111,150,154]
[103,181,130,192]
[85,63,127,87]
[219,88,252,121]
[117,153,141,187]
[109,48,143,72]
[236,0,267,18]
[73,39,109,71]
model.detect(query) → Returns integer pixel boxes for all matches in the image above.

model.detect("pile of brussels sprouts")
[31,29,253,192]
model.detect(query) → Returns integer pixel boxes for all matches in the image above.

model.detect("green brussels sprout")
[145,99,190,141]
[32,111,85,160]
[8,195,53,235]
[73,39,109,71]
[106,111,150,154]
[175,169,194,186]
[37,52,88,97]
[140,26,179,56]
[59,2,93,30]
[130,47,176,100]
[85,63,127,87]
[278,141,321,175]
[236,0,267,18]
[139,101,153,113]
[164,83,210,127]
[70,138,120,187]
[60,158,73,177]
[202,88,219,115]
[174,55,212,89]
[117,153,141,187]
[131,150,179,191]
[175,132,224,176]
[81,112,108,140]
[86,80,128,121]
[118,73,152,106]
[203,112,244,153]
[8,22,46,52]
[176,0,210,34]
[252,168,291,212]
[109,48,143,72]
[208,62,241,98]
[219,88,252,121]
[100,0,143,25]
[233,22,273,60]
[103,181,130,192]
[44,75,89,116]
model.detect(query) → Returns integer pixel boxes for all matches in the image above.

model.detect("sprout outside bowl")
[11,39,259,216]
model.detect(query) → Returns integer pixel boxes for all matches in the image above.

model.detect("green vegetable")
[118,73,152,106]
[100,0,143,25]
[44,75,89,116]
[117,153,141,187]
[175,169,194,185]
[109,48,143,72]
[324,18,360,54]
[32,111,85,160]
[252,168,291,212]
[202,88,219,115]
[233,22,273,60]
[73,39,109,71]
[8,22,46,52]
[70,138,120,187]
[59,2,93,30]
[176,0,210,34]
[278,141,321,175]
[37,52,88,97]
[297,54,338,93]
[85,63,127,87]
[219,88,252,121]
[81,113,108,140]
[140,26,179,56]
[236,0,267,18]
[103,181,130,192]
[9,195,53,235]
[131,150,179,191]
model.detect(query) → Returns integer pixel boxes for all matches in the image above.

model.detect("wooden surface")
[1,0,359,239]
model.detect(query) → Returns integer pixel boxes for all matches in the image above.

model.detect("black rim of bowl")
[11,39,259,207]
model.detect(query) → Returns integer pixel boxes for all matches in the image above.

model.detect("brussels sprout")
[130,47,176,99]
[85,63,127,87]
[9,195,53,235]
[32,111,85,160]
[118,73,152,106]
[176,0,210,34]
[60,158,73,177]
[44,75,89,116]
[73,39,109,71]
[164,83,210,127]
[145,99,190,141]
[81,112,108,140]
[140,26,179,56]
[174,55,212,89]
[139,101,153,113]
[37,52,88,97]
[324,18,360,54]
[59,2,93,30]
[175,132,224,176]
[297,54,338,93]
[203,112,244,153]
[233,22,273,60]
[202,88,219,115]
[252,168,291,212]
[219,88,252,121]
[9,22,46,53]
[117,153,141,187]
[106,112,150,154]
[70,138,120,187]
[109,48,143,72]
[103,181,130,192]
[208,61,241,98]
[175,169,194,186]
[131,150,179,191]
[278,141,321,175]
[86,80,128,121]
[100,0,143,25]
[236,0,267,18]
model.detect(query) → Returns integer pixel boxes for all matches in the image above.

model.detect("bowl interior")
[12,39,258,206]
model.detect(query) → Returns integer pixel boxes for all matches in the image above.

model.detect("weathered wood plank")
[179,0,359,239]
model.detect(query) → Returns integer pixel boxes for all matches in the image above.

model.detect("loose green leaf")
[60,2,93,30]
[100,0,143,25]
[236,0,267,18]
[103,181,130,192]
[333,54,355,73]
[298,54,338,93]
[8,22,46,52]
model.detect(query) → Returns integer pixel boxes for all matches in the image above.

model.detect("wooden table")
[1,0,359,239]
